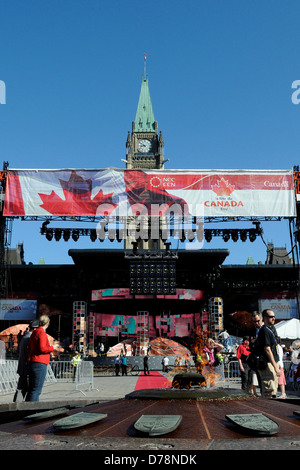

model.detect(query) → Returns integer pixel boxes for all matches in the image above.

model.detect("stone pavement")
[0,374,140,405]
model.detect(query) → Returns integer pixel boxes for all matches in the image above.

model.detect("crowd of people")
[4,307,300,403]
[235,309,300,399]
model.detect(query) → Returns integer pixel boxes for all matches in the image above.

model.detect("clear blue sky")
[1,0,299,265]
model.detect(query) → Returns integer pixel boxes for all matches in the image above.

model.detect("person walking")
[26,315,60,402]
[236,337,252,392]
[256,309,281,398]
[13,319,39,402]
[114,355,120,376]
[143,354,150,375]
[121,354,127,376]
[277,340,287,399]
[248,311,264,396]
[162,356,169,372]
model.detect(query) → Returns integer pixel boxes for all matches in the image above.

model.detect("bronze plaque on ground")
[23,407,70,422]
[134,414,182,436]
[53,412,107,431]
[226,413,279,436]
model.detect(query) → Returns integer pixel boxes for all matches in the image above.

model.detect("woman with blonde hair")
[26,315,59,401]
[202,338,224,387]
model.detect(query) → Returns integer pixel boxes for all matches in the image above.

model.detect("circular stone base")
[125,387,252,401]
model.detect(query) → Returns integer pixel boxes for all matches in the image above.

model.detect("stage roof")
[68,248,230,270]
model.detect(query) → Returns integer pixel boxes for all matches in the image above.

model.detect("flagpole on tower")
[144,53,147,79]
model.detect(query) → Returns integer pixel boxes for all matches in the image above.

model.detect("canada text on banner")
[3,168,296,217]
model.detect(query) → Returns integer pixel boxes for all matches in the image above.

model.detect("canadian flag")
[3,168,296,218]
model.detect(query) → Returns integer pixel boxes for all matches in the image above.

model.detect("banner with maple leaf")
[3,168,296,217]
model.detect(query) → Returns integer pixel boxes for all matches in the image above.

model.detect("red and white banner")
[3,168,296,217]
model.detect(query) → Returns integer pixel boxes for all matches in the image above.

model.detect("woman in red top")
[236,336,252,392]
[26,315,58,401]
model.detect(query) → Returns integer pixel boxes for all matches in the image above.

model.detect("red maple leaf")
[211,178,235,196]
[38,171,117,215]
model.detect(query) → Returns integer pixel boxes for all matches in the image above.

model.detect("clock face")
[138,139,152,153]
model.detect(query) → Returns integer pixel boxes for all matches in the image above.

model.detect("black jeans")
[240,362,252,392]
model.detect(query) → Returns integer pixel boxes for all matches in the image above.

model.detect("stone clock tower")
[125,77,165,170]
[124,76,167,250]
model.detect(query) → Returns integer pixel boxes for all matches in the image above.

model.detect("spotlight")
[204,230,212,242]
[90,229,97,242]
[116,228,125,242]
[45,229,53,241]
[63,229,71,241]
[240,230,247,242]
[249,230,257,242]
[54,229,62,241]
[222,231,230,242]
[231,230,239,242]
[72,230,80,242]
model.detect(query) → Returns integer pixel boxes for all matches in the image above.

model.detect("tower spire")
[143,53,147,79]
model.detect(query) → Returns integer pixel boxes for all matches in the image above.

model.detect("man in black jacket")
[256,309,281,398]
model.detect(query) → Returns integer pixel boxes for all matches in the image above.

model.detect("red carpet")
[134,371,172,391]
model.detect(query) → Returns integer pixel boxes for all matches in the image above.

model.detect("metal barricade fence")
[227,360,241,380]
[49,360,98,396]
[220,360,241,387]
[0,360,56,396]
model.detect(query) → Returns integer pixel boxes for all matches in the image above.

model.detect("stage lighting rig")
[201,223,262,243]
[39,220,263,245]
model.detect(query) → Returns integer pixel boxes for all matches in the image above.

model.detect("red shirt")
[27,327,54,365]
[236,343,251,361]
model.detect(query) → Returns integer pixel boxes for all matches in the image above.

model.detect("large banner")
[3,168,296,217]
[259,298,298,320]
[0,299,37,320]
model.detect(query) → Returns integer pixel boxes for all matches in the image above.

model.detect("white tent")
[274,318,300,340]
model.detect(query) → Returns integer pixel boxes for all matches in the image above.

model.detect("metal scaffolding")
[136,311,149,355]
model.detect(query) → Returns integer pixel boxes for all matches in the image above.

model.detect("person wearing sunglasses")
[256,309,281,398]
